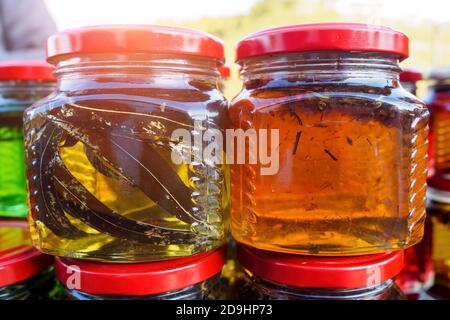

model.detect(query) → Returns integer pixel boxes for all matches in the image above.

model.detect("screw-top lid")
[400,69,423,82]
[237,244,404,289]
[236,23,409,61]
[0,61,55,81]
[55,247,225,296]
[0,220,53,287]
[47,25,225,64]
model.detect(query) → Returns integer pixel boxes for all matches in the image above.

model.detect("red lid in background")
[400,69,423,82]
[0,61,55,81]
[237,244,404,289]
[218,65,230,78]
[55,247,226,296]
[0,220,53,287]
[236,23,409,61]
[47,25,225,63]
[427,175,450,193]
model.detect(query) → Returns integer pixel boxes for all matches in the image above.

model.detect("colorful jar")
[0,61,55,218]
[0,220,54,300]
[230,23,429,256]
[427,200,450,289]
[426,68,450,200]
[24,25,229,262]
[55,247,225,300]
[236,244,405,300]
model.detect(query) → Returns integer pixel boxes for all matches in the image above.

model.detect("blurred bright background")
[44,0,450,98]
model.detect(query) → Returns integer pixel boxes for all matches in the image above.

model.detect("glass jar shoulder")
[230,80,428,131]
[24,82,228,126]
[232,79,426,112]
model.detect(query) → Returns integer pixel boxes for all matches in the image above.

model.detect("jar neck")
[239,51,402,87]
[53,53,221,92]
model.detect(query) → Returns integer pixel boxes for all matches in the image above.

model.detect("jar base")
[32,238,225,263]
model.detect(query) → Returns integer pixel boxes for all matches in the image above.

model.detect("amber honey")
[231,80,428,255]
[231,24,429,256]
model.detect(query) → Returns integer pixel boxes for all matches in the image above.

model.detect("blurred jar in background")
[218,64,230,92]
[426,68,450,201]
[0,219,55,300]
[427,200,450,290]
[400,69,422,95]
[0,61,54,218]
[236,244,405,300]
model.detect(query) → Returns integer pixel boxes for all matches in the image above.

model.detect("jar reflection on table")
[230,24,429,256]
[0,62,55,218]
[24,26,230,262]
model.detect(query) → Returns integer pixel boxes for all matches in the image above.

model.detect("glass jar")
[400,69,422,95]
[0,219,55,300]
[426,68,450,200]
[55,247,226,300]
[230,23,429,256]
[427,200,450,289]
[0,62,55,218]
[24,25,229,262]
[236,244,405,300]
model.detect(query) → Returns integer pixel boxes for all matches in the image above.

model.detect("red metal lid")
[218,65,230,78]
[0,219,53,287]
[47,25,224,63]
[0,61,55,81]
[236,23,409,61]
[237,244,404,289]
[55,247,226,296]
[400,69,423,82]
